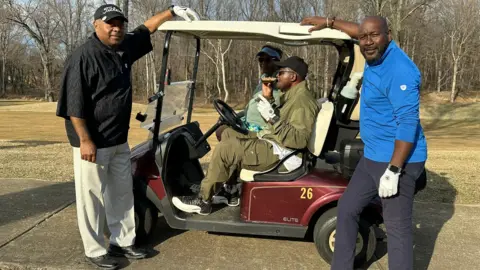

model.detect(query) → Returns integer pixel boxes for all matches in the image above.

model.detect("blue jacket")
[242,72,281,131]
[360,41,427,163]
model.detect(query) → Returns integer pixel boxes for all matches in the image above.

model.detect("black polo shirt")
[56,25,153,148]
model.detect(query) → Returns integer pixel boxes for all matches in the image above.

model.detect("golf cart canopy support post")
[152,31,201,150]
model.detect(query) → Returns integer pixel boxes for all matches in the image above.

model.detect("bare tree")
[0,5,14,96]
[122,0,129,30]
[3,0,480,103]
[239,0,267,20]
[202,39,233,102]
[49,0,92,59]
[6,0,60,101]
[130,0,170,97]
[439,0,479,102]
[392,0,433,45]
[364,0,391,16]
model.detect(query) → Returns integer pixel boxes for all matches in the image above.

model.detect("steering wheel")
[213,99,249,135]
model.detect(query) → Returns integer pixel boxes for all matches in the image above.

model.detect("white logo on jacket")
[400,85,407,91]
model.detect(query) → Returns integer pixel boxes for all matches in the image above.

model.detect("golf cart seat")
[239,100,334,182]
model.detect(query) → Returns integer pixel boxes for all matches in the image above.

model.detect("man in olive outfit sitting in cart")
[172,56,320,216]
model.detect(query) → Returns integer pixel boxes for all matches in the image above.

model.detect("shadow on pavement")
[114,257,132,269]
[137,216,185,252]
[0,181,75,228]
[369,169,456,270]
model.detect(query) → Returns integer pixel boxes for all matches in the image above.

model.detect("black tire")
[134,194,159,244]
[313,207,376,267]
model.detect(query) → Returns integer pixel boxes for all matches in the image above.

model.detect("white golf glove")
[378,168,401,198]
[257,95,277,122]
[171,6,200,22]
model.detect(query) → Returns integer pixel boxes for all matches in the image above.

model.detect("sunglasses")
[278,70,296,76]
[258,57,272,63]
[258,57,279,63]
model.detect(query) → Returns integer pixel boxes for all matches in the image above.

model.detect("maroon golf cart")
[129,21,383,267]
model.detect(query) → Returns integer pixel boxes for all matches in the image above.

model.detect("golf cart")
[130,21,382,267]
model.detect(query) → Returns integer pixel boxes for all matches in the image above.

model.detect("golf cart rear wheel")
[134,195,158,244]
[313,207,376,267]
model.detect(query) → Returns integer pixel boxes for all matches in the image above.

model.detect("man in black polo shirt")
[56,4,199,269]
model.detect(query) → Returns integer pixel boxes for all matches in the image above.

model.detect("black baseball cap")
[274,56,308,79]
[94,4,128,22]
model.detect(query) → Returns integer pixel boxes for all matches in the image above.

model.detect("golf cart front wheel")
[313,207,376,267]
[134,195,159,244]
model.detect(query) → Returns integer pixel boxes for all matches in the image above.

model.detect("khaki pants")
[73,142,135,258]
[200,128,279,200]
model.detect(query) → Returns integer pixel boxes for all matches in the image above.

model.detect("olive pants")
[199,127,279,200]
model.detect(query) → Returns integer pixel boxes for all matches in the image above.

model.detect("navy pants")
[331,157,425,270]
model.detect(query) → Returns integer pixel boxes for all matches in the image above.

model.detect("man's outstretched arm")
[143,6,200,34]
[300,16,360,39]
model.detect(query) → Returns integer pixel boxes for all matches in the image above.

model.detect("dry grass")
[0,101,219,182]
[0,140,73,181]
[0,100,41,107]
[0,100,479,204]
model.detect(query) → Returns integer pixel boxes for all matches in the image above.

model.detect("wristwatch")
[168,5,176,16]
[387,164,402,174]
[268,115,280,125]
[330,16,336,28]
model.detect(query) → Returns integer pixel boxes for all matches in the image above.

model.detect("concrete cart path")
[0,179,479,270]
[376,202,480,270]
[0,178,75,249]
[0,204,347,270]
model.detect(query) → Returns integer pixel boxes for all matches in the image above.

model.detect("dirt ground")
[0,100,479,204]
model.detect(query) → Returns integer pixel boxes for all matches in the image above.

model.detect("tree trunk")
[214,41,221,99]
[221,50,229,103]
[404,28,409,53]
[218,40,232,102]
[467,59,474,91]
[411,31,417,62]
[450,59,458,103]
[394,0,404,43]
[122,0,129,31]
[435,53,441,92]
[1,54,5,97]
[203,60,209,104]
[151,51,157,93]
[323,46,330,98]
[375,0,382,15]
[215,62,221,99]
[437,36,446,93]
[39,51,53,101]
[268,0,275,21]
[244,77,248,105]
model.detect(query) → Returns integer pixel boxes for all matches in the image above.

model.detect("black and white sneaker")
[212,184,241,206]
[172,195,212,215]
[189,183,201,194]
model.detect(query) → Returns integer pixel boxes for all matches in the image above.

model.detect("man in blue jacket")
[300,16,427,270]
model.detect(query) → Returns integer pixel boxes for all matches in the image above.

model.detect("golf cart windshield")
[143,21,361,149]
[140,81,191,136]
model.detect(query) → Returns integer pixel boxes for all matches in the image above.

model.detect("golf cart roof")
[157,21,355,46]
